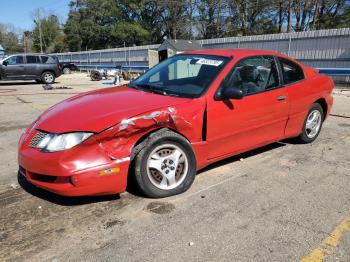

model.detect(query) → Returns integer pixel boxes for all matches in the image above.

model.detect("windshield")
[130,54,230,98]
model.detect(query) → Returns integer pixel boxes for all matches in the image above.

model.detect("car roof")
[184,48,283,58]
[183,48,305,67]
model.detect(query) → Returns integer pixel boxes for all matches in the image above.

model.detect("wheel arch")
[41,70,56,77]
[130,127,192,162]
[314,97,328,120]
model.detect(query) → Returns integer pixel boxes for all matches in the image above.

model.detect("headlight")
[37,132,93,152]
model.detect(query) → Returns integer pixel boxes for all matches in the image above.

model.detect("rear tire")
[296,103,324,143]
[90,70,102,81]
[133,129,196,198]
[62,67,71,74]
[41,71,55,84]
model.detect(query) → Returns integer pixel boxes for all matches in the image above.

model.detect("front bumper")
[18,136,130,196]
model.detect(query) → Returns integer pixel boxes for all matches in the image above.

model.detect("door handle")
[277,95,286,101]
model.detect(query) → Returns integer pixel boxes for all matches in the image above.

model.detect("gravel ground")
[0,74,349,262]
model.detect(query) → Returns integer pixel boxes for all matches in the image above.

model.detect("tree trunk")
[241,0,248,35]
[287,0,293,32]
[312,0,319,30]
[300,1,310,31]
[278,1,283,33]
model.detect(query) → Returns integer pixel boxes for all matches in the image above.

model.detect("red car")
[18,49,334,198]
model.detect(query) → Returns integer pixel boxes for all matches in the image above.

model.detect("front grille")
[29,131,48,148]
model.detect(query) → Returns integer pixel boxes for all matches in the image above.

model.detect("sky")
[0,0,70,30]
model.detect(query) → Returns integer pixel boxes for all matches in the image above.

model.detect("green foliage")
[2,0,347,54]
[32,14,68,53]
[0,24,24,54]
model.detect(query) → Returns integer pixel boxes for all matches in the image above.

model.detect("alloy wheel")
[146,144,188,190]
[305,110,322,138]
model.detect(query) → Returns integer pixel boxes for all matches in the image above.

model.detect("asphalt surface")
[0,74,349,262]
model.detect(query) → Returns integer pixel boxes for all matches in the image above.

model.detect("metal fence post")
[288,35,292,56]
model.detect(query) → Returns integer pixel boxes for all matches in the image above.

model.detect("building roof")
[158,39,201,52]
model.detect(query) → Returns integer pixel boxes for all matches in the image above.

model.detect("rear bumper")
[18,144,130,197]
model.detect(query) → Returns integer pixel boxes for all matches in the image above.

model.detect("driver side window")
[223,56,279,95]
[6,56,24,65]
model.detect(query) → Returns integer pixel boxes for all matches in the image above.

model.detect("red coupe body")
[18,49,334,196]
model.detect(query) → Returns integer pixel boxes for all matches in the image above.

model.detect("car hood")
[35,85,192,133]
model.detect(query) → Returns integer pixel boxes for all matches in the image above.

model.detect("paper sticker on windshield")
[196,58,223,66]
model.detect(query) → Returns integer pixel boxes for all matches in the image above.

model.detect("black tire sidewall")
[299,103,324,143]
[134,134,196,198]
[63,67,71,74]
[41,72,55,84]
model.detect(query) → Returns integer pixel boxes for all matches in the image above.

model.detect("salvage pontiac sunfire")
[18,49,334,198]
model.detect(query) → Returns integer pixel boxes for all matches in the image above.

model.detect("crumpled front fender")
[94,98,207,166]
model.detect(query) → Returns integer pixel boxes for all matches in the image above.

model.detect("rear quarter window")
[40,56,57,64]
[278,57,304,84]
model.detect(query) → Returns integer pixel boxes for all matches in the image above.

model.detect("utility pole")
[38,14,43,53]
[34,9,43,53]
[23,33,27,53]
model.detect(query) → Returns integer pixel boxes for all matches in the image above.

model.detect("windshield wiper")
[136,84,171,96]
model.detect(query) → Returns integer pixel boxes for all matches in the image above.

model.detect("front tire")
[41,71,55,84]
[296,103,324,143]
[133,130,196,198]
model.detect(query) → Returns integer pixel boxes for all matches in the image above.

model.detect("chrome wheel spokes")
[147,144,188,190]
[305,110,322,138]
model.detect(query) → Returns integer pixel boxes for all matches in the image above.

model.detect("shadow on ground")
[0,81,62,86]
[0,81,39,86]
[199,141,287,173]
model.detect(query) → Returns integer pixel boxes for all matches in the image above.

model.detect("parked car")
[18,49,334,198]
[0,53,61,84]
[60,62,78,74]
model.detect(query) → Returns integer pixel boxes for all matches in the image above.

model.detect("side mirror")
[219,87,244,100]
[3,60,8,66]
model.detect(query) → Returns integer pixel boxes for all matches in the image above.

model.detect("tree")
[56,0,350,51]
[64,0,155,50]
[32,9,67,53]
[312,0,349,29]
[0,24,24,54]
[196,0,223,38]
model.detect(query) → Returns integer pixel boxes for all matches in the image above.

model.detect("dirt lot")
[0,74,350,262]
